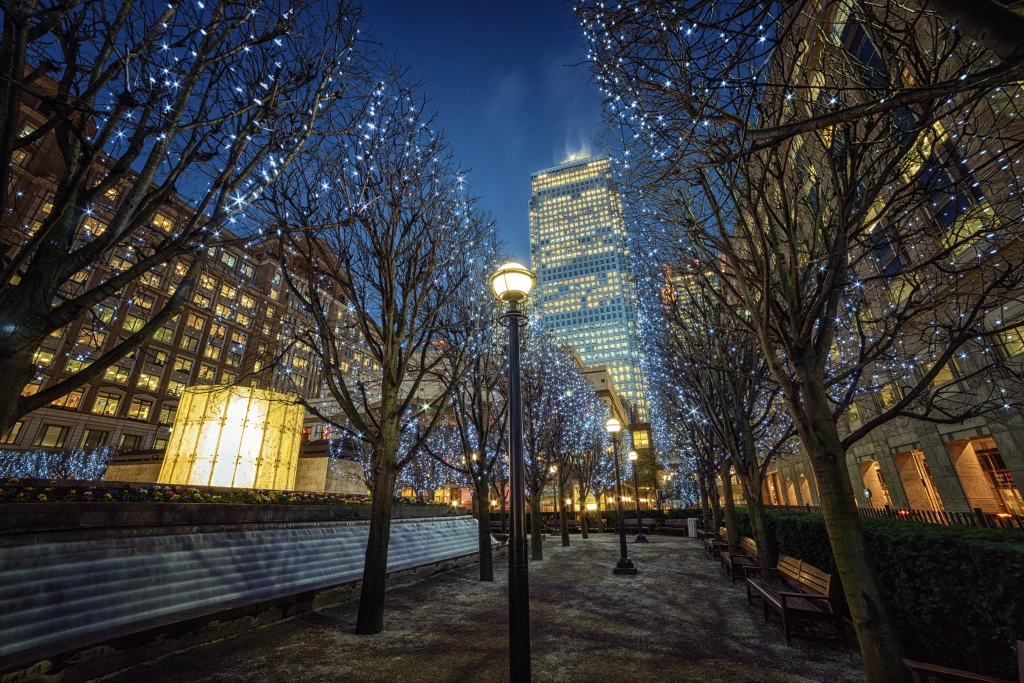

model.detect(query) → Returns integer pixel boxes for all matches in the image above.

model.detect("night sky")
[362,1,604,263]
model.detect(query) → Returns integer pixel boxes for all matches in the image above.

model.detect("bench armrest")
[779,592,840,611]
[741,565,768,579]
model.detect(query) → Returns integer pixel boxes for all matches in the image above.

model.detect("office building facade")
[529,155,646,418]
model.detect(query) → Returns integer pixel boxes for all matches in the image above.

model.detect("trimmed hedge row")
[732,508,1023,678]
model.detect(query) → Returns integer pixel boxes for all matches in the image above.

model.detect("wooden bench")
[744,555,849,648]
[720,536,758,583]
[703,527,727,557]
[546,519,583,533]
[623,518,656,533]
[902,659,1016,683]
[656,519,689,536]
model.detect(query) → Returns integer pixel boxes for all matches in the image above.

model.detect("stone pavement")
[104,534,865,682]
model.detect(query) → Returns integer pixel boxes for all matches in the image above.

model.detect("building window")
[204,344,221,361]
[221,370,237,385]
[34,424,70,448]
[92,391,122,417]
[220,252,237,269]
[240,263,255,279]
[1,422,24,444]
[77,330,107,348]
[209,323,227,339]
[126,398,152,421]
[51,389,85,410]
[236,312,251,326]
[199,364,217,381]
[32,347,55,367]
[21,379,42,397]
[152,214,173,231]
[134,294,155,310]
[173,357,194,375]
[80,429,109,448]
[137,372,160,392]
[119,433,142,450]
[146,349,168,366]
[123,314,146,333]
[180,335,200,352]
[240,293,255,309]
[153,326,175,344]
[215,303,233,318]
[167,380,187,396]
[231,331,247,346]
[104,366,131,384]
[220,284,237,301]
[1000,319,1024,358]
[159,404,178,426]
[153,438,168,450]
[192,293,211,309]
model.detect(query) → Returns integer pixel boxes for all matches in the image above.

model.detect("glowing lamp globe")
[605,417,621,434]
[158,385,304,489]
[490,262,536,303]
[628,450,638,461]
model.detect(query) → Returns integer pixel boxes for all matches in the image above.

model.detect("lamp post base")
[634,533,649,543]
[613,558,637,575]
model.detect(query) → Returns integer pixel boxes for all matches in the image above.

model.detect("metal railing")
[762,503,1024,532]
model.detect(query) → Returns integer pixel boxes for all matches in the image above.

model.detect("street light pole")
[605,417,636,575]
[490,262,537,683]
[628,450,648,543]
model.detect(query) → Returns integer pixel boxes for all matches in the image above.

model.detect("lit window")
[34,424,70,448]
[126,398,152,421]
[51,389,84,409]
[81,429,108,448]
[32,347,55,366]
[137,372,160,392]
[123,314,146,333]
[152,214,173,231]
[2,422,24,444]
[104,365,131,384]
[92,391,121,416]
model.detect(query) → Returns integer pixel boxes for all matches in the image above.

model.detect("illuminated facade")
[529,156,646,418]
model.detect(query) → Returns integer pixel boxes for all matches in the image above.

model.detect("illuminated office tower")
[529,155,646,418]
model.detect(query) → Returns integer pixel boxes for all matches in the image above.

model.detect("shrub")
[732,508,1023,678]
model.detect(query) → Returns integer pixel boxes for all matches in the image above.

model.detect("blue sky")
[362,1,604,262]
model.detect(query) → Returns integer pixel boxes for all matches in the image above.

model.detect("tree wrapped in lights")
[261,75,497,634]
[578,1,1024,677]
[0,0,369,437]
[417,282,508,581]
[516,326,602,559]
[657,272,796,565]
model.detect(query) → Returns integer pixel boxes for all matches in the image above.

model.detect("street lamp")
[628,450,648,543]
[490,261,536,683]
[605,417,637,575]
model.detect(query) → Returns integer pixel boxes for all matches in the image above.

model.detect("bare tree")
[262,76,496,634]
[578,1,1024,678]
[0,0,368,436]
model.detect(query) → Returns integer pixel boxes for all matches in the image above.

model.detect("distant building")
[529,155,647,419]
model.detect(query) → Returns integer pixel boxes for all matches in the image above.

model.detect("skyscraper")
[529,155,646,418]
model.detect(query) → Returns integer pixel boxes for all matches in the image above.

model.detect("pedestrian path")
[105,534,864,682]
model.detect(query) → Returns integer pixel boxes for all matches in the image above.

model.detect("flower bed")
[0,478,438,507]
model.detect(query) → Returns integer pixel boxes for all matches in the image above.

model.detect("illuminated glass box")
[158,385,304,489]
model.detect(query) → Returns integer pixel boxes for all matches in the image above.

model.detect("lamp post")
[490,261,537,683]
[627,450,648,543]
[605,417,637,575]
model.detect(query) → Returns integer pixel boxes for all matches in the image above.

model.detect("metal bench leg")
[782,609,791,646]
[762,600,770,623]
[746,583,752,604]
[835,613,851,650]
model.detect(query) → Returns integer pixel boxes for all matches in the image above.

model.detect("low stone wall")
[0,511,481,666]
[0,500,452,540]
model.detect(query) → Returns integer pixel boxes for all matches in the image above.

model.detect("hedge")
[732,508,1023,678]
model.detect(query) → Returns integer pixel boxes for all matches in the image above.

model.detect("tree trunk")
[578,482,590,539]
[355,442,398,635]
[793,378,906,681]
[530,493,544,560]
[475,482,493,581]
[558,472,570,548]
[698,467,711,528]
[719,463,740,549]
[925,0,1024,61]
[595,493,605,532]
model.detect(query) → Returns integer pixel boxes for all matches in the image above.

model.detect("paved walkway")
[106,534,864,682]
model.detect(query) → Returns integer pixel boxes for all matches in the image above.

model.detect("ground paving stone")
[103,534,865,682]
